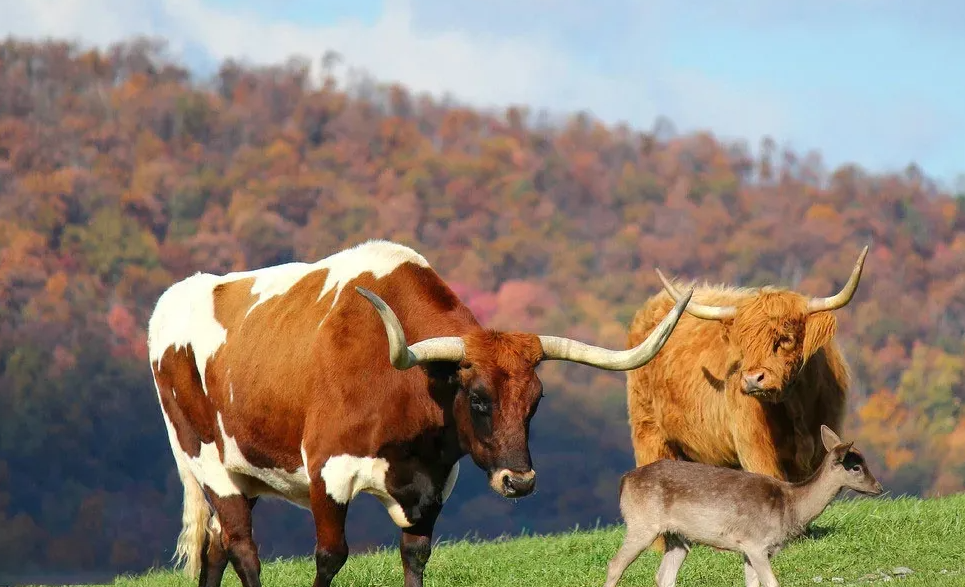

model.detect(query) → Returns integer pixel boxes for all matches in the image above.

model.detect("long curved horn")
[655,268,736,321]
[539,287,693,371]
[806,245,870,313]
[356,287,466,369]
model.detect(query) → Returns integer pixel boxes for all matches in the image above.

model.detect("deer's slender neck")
[788,459,841,528]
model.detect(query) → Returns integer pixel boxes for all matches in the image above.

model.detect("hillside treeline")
[0,37,963,582]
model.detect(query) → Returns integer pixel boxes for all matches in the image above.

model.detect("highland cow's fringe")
[172,459,211,579]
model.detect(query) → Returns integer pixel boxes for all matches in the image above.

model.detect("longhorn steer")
[148,239,692,587]
[625,246,868,484]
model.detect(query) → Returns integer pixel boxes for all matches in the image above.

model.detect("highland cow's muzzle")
[740,370,785,402]
[741,371,766,395]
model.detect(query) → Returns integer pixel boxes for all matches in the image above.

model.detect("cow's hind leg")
[204,490,261,587]
[309,480,349,587]
[198,515,228,587]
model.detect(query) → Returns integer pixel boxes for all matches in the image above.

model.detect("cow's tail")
[172,458,211,579]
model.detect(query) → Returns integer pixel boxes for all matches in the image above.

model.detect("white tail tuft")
[172,460,211,579]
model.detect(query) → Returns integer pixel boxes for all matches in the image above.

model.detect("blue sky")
[2,0,962,187]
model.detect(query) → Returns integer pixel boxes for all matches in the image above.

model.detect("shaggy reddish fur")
[625,283,849,483]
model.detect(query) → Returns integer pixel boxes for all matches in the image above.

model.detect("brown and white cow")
[148,239,692,587]
[625,246,868,486]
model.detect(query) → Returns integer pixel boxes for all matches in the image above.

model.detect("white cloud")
[0,0,789,146]
[0,0,160,44]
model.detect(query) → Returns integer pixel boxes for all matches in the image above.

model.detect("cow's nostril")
[755,372,765,382]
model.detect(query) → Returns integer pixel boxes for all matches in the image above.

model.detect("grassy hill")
[103,493,965,587]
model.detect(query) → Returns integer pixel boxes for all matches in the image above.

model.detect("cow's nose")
[496,469,536,497]
[742,371,766,393]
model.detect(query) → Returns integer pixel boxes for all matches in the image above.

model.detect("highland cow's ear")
[803,312,837,362]
[719,326,730,345]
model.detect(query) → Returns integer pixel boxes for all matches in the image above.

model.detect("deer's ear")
[820,425,842,452]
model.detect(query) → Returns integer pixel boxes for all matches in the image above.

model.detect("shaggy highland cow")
[625,246,868,484]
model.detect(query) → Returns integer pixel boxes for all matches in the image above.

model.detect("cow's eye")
[775,336,794,351]
[469,392,491,414]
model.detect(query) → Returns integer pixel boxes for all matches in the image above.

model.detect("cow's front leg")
[393,461,456,587]
[782,392,816,475]
[400,516,438,587]
[309,480,349,587]
[732,400,784,480]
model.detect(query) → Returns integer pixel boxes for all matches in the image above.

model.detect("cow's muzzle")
[489,468,537,498]
[741,371,784,402]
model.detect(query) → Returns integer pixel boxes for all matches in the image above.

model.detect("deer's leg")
[655,534,690,587]
[744,551,780,587]
[743,554,760,587]
[602,524,658,587]
[628,407,674,553]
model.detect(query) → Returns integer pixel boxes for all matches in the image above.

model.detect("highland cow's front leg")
[732,401,784,480]
[783,393,816,475]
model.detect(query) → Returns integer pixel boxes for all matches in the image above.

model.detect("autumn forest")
[0,37,963,583]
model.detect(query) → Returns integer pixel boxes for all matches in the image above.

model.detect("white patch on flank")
[154,384,242,498]
[228,382,235,404]
[217,413,312,508]
[441,461,460,503]
[321,454,413,528]
[188,440,241,498]
[147,273,228,393]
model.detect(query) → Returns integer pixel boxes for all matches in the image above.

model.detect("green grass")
[106,493,965,587]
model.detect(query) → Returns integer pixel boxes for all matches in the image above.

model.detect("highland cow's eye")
[775,336,794,352]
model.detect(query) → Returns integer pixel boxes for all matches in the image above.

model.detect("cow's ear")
[803,311,837,361]
[719,321,732,344]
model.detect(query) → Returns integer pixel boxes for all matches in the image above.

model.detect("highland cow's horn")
[356,287,466,369]
[655,268,737,321]
[538,287,693,371]
[806,245,870,314]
